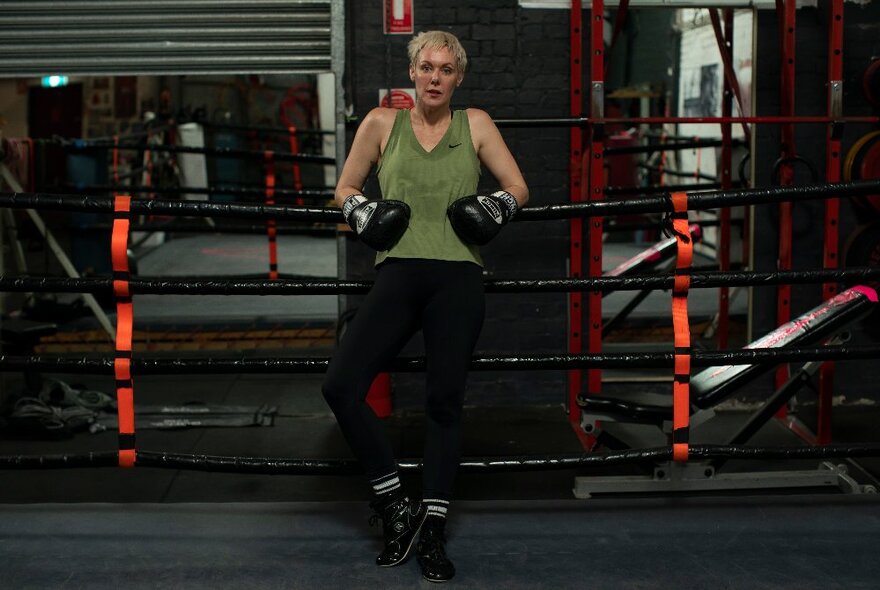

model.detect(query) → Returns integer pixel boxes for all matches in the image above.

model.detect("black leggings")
[322,258,485,500]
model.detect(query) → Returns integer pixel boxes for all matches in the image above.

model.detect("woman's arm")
[467,108,529,207]
[334,107,396,207]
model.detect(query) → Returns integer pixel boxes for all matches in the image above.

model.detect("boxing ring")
[4,1,880,586]
[3,152,880,587]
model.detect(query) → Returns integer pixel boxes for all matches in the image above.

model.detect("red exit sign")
[384,0,413,35]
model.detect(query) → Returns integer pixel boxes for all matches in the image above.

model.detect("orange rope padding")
[264,151,279,280]
[287,125,305,206]
[112,195,136,468]
[670,191,693,463]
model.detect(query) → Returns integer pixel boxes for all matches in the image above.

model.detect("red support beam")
[775,0,797,394]
[569,0,605,450]
[714,9,735,350]
[568,0,588,445]
[818,0,845,444]
[709,9,751,144]
[586,0,606,435]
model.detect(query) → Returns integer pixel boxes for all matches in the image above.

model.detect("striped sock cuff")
[423,498,449,519]
[371,472,401,497]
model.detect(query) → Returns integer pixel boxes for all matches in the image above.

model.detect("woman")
[322,30,528,583]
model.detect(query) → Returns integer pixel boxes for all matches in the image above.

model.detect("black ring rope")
[58,184,335,200]
[70,218,743,237]
[65,141,336,165]
[605,182,734,196]
[2,345,879,375]
[605,218,743,233]
[488,116,880,128]
[35,122,334,141]
[605,138,746,156]
[198,121,335,137]
[637,163,720,182]
[6,139,877,475]
[3,444,880,473]
[73,218,737,237]
[2,267,878,296]
[3,180,880,222]
[78,222,336,236]
[42,123,173,145]
[0,192,341,222]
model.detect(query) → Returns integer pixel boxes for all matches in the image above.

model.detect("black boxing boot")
[368,495,427,567]
[416,515,455,583]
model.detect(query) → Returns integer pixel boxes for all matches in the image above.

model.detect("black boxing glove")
[342,194,411,251]
[447,190,519,246]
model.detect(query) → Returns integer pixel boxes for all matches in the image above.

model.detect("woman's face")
[409,46,463,108]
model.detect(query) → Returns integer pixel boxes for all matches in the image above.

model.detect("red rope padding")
[287,125,305,206]
[112,195,136,468]
[264,151,279,280]
[670,191,693,462]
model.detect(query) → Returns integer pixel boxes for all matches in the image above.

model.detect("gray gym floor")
[3,495,879,589]
[134,233,338,324]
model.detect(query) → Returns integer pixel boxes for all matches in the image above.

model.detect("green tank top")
[375,108,482,266]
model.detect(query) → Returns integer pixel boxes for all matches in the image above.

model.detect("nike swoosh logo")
[449,142,462,148]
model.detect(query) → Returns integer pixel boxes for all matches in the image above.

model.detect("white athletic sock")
[371,472,402,500]
[422,498,449,519]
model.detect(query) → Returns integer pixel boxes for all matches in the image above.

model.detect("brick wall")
[344,2,574,407]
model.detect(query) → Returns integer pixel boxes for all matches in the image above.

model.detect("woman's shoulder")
[463,107,491,121]
[356,108,401,149]
[463,107,496,130]
[463,108,497,145]
[363,107,401,129]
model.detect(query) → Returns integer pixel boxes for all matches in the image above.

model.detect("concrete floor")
[2,495,879,589]
[134,233,338,325]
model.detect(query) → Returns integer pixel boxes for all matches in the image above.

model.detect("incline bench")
[574,285,878,497]
[601,224,703,336]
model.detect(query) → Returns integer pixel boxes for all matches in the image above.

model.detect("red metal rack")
[569,0,864,450]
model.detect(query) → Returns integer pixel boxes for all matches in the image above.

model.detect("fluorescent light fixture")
[41,75,69,88]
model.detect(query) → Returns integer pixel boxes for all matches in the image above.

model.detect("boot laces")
[368,496,405,528]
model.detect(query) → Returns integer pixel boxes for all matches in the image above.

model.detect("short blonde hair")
[408,30,467,73]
